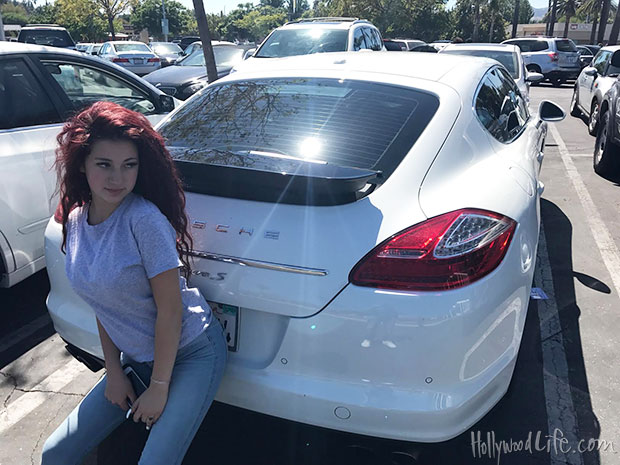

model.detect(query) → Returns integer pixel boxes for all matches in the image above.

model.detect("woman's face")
[82,139,139,210]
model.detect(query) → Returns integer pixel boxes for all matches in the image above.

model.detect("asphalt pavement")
[1,83,619,465]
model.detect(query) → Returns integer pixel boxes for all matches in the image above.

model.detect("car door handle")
[537,151,544,163]
[537,181,545,195]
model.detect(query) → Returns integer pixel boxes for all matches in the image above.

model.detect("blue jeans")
[42,321,227,465]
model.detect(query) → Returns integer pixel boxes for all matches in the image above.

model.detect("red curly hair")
[54,101,193,277]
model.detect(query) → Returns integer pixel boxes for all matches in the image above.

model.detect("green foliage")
[56,0,109,41]
[1,3,29,25]
[29,3,59,25]
[130,0,190,39]
[233,6,287,41]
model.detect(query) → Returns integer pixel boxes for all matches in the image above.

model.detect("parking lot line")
[536,225,583,465]
[549,124,620,297]
[0,357,86,435]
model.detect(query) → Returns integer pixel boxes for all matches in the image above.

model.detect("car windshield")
[159,78,439,184]
[256,29,349,57]
[114,43,151,53]
[442,49,519,79]
[152,43,182,54]
[556,40,577,52]
[180,47,245,67]
[19,30,74,47]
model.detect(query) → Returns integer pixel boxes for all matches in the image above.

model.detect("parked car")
[409,44,438,53]
[178,36,200,51]
[570,45,620,135]
[577,45,599,68]
[76,42,93,53]
[430,40,451,51]
[149,41,184,67]
[593,51,620,178]
[84,43,102,56]
[384,38,425,51]
[0,42,178,288]
[45,51,565,442]
[98,41,161,76]
[248,17,385,60]
[177,40,237,60]
[502,37,580,86]
[440,43,543,103]
[143,43,246,100]
[17,24,76,50]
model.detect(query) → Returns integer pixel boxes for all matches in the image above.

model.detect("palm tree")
[488,0,500,42]
[549,0,558,36]
[473,0,483,42]
[511,0,520,38]
[598,0,611,43]
[608,0,620,44]
[557,0,578,38]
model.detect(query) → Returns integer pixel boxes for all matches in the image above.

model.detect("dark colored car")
[577,45,599,69]
[593,51,620,179]
[179,36,201,51]
[17,24,76,50]
[410,44,438,53]
[143,44,246,100]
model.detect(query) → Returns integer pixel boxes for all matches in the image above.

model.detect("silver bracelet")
[150,376,170,386]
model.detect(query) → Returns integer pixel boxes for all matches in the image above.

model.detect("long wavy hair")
[54,101,193,278]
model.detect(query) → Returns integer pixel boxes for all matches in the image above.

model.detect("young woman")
[42,101,227,465]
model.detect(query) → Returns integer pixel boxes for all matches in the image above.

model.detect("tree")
[56,0,108,41]
[511,0,520,37]
[608,0,620,44]
[557,0,578,37]
[234,6,286,42]
[130,0,190,39]
[518,0,533,23]
[598,0,610,43]
[29,3,59,25]
[96,0,131,40]
[0,3,29,26]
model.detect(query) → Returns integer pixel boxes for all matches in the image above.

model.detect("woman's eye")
[96,163,110,168]
[126,163,139,168]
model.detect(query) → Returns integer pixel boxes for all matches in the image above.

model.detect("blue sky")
[178,0,550,15]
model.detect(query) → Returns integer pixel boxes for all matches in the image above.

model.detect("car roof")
[231,51,494,87]
[21,24,67,30]
[277,19,372,30]
[0,41,83,55]
[443,43,518,52]
[106,40,149,45]
[601,45,620,52]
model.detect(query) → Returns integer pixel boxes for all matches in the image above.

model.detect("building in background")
[508,23,611,44]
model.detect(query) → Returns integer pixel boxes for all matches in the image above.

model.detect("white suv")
[250,17,385,59]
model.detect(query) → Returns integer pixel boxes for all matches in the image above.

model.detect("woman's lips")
[105,188,124,194]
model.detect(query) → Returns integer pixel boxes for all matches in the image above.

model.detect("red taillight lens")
[147,57,160,63]
[548,52,558,62]
[112,58,130,63]
[349,209,517,291]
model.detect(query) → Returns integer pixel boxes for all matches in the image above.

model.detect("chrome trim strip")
[189,251,328,276]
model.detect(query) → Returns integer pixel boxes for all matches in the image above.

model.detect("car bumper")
[117,62,161,76]
[45,217,532,442]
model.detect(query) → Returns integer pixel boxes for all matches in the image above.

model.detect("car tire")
[593,110,620,179]
[588,100,600,136]
[570,87,581,117]
[551,78,564,87]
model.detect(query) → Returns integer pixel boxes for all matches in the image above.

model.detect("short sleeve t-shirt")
[65,193,211,362]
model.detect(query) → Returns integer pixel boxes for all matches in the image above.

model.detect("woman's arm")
[97,318,136,410]
[131,267,183,425]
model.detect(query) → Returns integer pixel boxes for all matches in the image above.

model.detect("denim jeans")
[41,320,227,465]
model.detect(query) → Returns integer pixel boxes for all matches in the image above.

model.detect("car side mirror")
[538,100,565,122]
[583,66,598,77]
[243,48,256,60]
[526,72,544,83]
[160,94,175,112]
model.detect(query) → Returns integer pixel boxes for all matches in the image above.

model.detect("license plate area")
[209,301,239,351]
[133,58,144,64]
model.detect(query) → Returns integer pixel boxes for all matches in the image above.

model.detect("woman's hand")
[131,383,169,428]
[104,369,136,411]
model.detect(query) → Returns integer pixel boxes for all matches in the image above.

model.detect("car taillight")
[112,58,129,63]
[148,57,160,63]
[349,209,517,291]
[548,52,558,62]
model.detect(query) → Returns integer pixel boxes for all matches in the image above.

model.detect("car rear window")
[159,78,439,204]
[256,29,349,57]
[556,40,577,52]
[442,49,519,79]
[114,43,151,52]
[507,40,548,52]
[18,29,75,47]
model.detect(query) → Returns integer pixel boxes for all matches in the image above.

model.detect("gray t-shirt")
[66,193,211,362]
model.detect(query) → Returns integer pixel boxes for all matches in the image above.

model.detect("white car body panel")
[576,46,620,117]
[45,52,552,441]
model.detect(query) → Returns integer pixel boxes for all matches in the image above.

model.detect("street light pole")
[161,0,168,42]
[0,10,6,42]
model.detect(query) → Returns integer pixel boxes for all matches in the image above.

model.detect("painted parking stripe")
[549,124,620,297]
[536,225,583,465]
[0,357,86,435]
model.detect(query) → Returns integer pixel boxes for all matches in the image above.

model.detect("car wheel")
[588,100,600,135]
[570,87,581,117]
[551,78,564,87]
[593,110,620,178]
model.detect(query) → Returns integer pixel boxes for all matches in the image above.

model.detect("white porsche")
[45,52,564,442]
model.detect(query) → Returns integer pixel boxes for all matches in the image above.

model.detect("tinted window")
[475,67,528,143]
[384,41,405,51]
[18,29,75,47]
[42,61,156,115]
[180,47,244,67]
[592,51,610,74]
[442,49,519,79]
[507,40,548,52]
[114,43,151,53]
[256,29,349,57]
[362,28,381,51]
[556,39,577,52]
[353,28,367,51]
[0,59,60,130]
[159,78,439,185]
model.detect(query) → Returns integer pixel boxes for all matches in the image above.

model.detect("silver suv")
[251,17,384,58]
[502,37,580,86]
